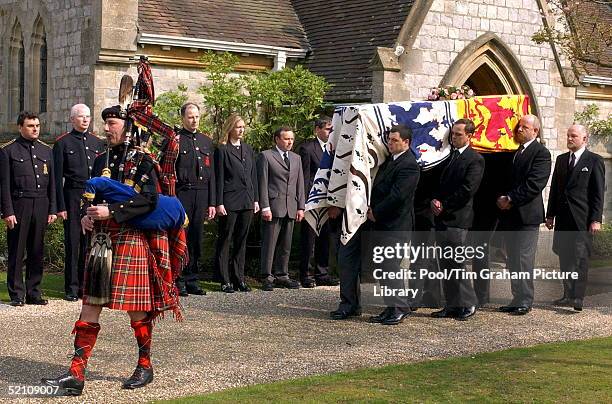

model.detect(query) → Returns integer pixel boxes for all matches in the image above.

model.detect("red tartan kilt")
[82,221,154,312]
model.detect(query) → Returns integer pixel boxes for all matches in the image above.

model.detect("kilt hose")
[83,219,188,320]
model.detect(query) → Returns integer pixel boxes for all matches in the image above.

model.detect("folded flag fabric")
[305,95,530,244]
[85,176,187,230]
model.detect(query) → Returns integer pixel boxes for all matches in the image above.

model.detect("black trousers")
[435,227,478,309]
[215,209,253,285]
[7,197,49,300]
[63,187,87,296]
[556,212,591,300]
[468,214,499,305]
[176,188,208,288]
[299,221,330,281]
[336,223,364,312]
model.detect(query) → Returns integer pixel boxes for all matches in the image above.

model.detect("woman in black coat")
[214,114,259,292]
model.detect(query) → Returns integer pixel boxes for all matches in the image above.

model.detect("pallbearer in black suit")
[174,103,216,296]
[53,104,105,301]
[430,119,484,321]
[366,124,420,326]
[497,114,551,315]
[546,124,605,311]
[1,112,57,306]
[298,116,339,288]
[214,114,259,293]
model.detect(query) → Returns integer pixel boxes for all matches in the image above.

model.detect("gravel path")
[0,280,611,403]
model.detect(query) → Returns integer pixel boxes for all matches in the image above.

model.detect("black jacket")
[0,136,57,217]
[214,142,259,211]
[501,140,551,227]
[174,128,216,206]
[370,150,420,232]
[298,138,324,196]
[547,149,605,230]
[434,146,485,229]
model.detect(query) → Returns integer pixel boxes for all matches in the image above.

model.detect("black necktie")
[283,152,290,169]
[513,144,524,164]
[568,153,576,171]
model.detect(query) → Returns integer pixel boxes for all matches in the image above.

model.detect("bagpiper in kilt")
[42,105,187,396]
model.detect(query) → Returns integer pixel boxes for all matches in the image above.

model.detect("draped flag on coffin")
[305,95,530,244]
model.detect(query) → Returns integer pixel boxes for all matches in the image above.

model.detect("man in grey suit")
[258,126,305,291]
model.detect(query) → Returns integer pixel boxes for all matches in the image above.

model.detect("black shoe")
[301,279,317,288]
[368,307,394,323]
[431,308,458,318]
[178,288,189,297]
[330,308,362,320]
[511,306,531,316]
[552,296,572,306]
[235,282,252,292]
[573,298,583,312]
[315,276,339,286]
[64,294,79,302]
[261,281,274,291]
[9,299,24,307]
[381,310,410,325]
[498,305,517,313]
[455,306,476,321]
[186,286,206,295]
[274,278,301,289]
[221,283,235,293]
[122,365,154,389]
[25,296,48,305]
[41,372,84,396]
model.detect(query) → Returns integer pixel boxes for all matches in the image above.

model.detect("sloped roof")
[569,0,612,78]
[291,0,415,102]
[138,0,309,50]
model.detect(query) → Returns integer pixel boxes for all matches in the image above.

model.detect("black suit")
[433,146,484,309]
[214,142,258,286]
[298,138,331,282]
[369,150,420,310]
[498,139,551,307]
[546,149,605,301]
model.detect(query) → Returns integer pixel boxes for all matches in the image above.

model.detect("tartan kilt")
[82,219,184,316]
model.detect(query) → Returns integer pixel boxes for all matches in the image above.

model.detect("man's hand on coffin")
[87,205,111,220]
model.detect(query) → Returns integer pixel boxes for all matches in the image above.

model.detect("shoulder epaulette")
[1,139,15,149]
[56,132,70,141]
[37,139,52,148]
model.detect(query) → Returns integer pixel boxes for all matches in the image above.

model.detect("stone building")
[0,0,610,216]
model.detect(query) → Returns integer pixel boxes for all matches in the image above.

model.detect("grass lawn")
[162,337,612,403]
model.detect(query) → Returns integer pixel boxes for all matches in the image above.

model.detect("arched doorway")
[464,63,507,96]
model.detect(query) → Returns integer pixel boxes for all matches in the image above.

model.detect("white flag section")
[304,101,458,244]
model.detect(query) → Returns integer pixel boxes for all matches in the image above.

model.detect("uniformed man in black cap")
[0,111,57,306]
[174,102,216,296]
[53,104,105,301]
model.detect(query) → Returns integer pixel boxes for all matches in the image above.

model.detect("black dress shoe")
[274,278,301,289]
[122,365,154,389]
[455,306,476,321]
[64,295,79,302]
[330,308,362,320]
[221,283,235,293]
[573,298,583,312]
[511,306,531,315]
[301,279,317,288]
[261,281,274,291]
[41,372,84,396]
[552,296,572,306]
[9,299,24,307]
[235,282,252,292]
[382,310,410,325]
[368,307,394,323]
[178,288,189,297]
[25,296,48,305]
[498,305,517,313]
[431,308,458,318]
[315,276,339,286]
[186,286,206,295]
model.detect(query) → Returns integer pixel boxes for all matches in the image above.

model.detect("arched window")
[32,17,48,113]
[8,21,24,119]
[39,35,47,112]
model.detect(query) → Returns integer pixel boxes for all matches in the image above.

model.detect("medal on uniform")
[43,163,48,174]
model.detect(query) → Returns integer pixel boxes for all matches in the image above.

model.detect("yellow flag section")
[456,94,530,153]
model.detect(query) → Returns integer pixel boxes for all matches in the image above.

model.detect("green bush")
[0,219,65,272]
[593,223,612,258]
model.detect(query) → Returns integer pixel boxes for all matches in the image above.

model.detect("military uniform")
[0,136,57,303]
[53,130,105,298]
[174,128,216,294]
